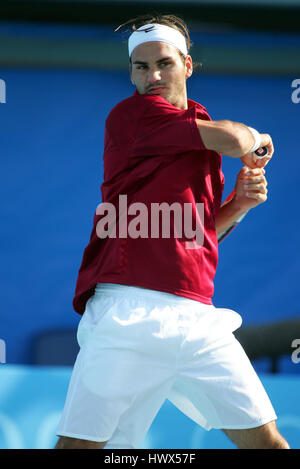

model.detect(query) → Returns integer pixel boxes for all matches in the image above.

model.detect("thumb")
[239,165,249,178]
[255,156,271,168]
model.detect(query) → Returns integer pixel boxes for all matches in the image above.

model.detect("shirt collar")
[133,90,208,116]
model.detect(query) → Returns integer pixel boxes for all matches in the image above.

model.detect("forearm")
[216,197,248,237]
[196,119,255,158]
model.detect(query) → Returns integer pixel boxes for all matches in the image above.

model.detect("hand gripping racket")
[218,147,268,243]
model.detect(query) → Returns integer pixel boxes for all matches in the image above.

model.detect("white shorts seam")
[56,430,112,443]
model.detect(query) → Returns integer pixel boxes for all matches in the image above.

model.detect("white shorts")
[56,283,277,448]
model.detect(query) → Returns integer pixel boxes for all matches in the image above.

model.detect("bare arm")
[196,119,273,162]
[216,199,248,238]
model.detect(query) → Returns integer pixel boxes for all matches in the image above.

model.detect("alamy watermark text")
[96,195,205,249]
[0,339,6,363]
[0,79,6,103]
[291,79,300,104]
[291,338,300,364]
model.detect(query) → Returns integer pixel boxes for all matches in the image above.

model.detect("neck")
[168,88,188,110]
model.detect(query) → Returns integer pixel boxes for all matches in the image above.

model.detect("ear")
[185,55,193,79]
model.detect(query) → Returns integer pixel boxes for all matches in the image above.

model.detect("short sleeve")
[132,95,207,158]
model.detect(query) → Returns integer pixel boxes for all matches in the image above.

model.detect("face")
[130,41,193,110]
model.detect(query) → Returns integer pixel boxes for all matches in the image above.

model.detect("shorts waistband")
[94,283,206,307]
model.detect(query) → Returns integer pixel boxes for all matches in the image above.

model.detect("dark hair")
[115,13,202,70]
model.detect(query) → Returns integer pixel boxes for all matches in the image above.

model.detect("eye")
[137,65,147,70]
[160,62,171,68]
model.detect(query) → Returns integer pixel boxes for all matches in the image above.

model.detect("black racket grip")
[254,147,268,158]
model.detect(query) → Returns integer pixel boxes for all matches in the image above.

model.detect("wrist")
[229,194,250,217]
[247,126,261,153]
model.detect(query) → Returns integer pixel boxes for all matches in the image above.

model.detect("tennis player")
[55,15,289,449]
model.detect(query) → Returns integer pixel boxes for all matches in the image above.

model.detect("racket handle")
[254,147,268,158]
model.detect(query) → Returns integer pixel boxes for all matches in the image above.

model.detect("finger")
[245,172,266,181]
[239,166,249,177]
[260,134,274,156]
[260,133,271,147]
[241,154,260,169]
[255,155,272,168]
[246,167,265,175]
[244,175,267,184]
[241,168,266,182]
[248,194,267,204]
[245,192,268,203]
[245,184,268,194]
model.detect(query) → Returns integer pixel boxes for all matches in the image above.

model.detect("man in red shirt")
[55,15,289,449]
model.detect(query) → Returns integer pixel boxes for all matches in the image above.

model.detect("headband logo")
[139,25,156,33]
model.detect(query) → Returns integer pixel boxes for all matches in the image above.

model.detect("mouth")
[147,86,167,95]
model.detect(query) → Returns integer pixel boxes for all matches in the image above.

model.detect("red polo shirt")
[72,91,224,315]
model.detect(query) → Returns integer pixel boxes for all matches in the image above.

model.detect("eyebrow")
[132,56,173,65]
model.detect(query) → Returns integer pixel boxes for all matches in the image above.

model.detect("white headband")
[128,23,188,57]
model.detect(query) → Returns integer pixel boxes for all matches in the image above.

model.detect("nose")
[147,68,162,84]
